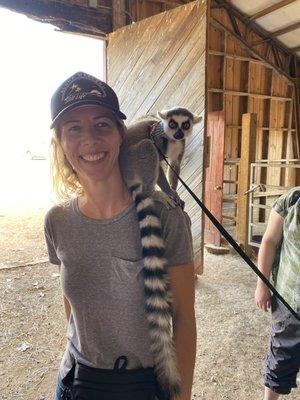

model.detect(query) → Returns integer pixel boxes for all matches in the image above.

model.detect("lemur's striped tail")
[130,183,181,398]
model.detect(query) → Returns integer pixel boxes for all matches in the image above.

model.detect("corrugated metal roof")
[229,0,300,56]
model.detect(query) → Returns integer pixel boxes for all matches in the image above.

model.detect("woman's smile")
[79,151,108,162]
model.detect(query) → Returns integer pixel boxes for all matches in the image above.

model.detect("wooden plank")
[249,0,297,21]
[133,10,206,117]
[108,0,206,273]
[209,50,270,66]
[236,113,257,254]
[208,89,292,101]
[147,0,187,4]
[117,4,201,119]
[108,12,166,91]
[204,111,225,246]
[112,0,126,31]
[285,93,296,185]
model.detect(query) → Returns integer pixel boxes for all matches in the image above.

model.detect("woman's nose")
[82,126,100,144]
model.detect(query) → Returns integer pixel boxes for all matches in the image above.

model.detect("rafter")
[0,0,111,35]
[271,21,300,37]
[249,0,297,21]
[211,17,294,82]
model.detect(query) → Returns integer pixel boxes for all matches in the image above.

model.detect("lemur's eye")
[182,121,191,130]
[169,119,178,129]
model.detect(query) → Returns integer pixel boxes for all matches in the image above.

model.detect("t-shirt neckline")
[72,197,135,225]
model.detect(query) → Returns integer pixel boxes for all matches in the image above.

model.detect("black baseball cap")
[50,72,127,128]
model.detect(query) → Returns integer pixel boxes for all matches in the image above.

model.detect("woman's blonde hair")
[50,116,126,202]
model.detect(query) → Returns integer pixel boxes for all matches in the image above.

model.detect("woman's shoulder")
[151,191,191,228]
[44,199,74,225]
[151,191,177,212]
[273,186,300,216]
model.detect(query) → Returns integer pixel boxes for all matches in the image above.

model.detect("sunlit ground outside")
[0,7,104,215]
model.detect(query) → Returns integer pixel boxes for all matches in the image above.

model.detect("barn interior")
[1,2,300,399]
[1,0,299,273]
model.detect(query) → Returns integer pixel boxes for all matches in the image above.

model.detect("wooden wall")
[207,7,299,241]
[107,0,207,271]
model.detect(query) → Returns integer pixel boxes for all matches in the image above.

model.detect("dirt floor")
[1,207,299,400]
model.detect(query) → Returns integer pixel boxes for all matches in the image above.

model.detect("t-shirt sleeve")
[160,205,194,268]
[44,213,61,265]
[272,188,300,218]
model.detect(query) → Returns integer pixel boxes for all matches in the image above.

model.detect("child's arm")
[255,209,284,312]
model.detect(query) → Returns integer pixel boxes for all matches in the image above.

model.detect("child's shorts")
[263,297,300,394]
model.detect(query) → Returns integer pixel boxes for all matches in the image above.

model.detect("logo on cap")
[60,72,107,104]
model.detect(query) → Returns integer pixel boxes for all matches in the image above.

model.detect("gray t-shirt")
[44,192,194,380]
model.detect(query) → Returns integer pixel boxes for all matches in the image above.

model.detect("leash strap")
[152,141,300,322]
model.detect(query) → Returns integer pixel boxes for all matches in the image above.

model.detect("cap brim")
[50,99,127,129]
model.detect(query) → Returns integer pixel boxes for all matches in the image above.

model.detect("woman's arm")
[168,261,197,400]
[255,209,284,311]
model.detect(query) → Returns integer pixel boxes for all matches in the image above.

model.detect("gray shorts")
[263,297,300,394]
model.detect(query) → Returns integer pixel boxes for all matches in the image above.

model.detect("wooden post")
[112,0,126,31]
[236,113,257,255]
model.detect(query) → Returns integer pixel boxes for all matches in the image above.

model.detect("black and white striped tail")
[130,183,181,398]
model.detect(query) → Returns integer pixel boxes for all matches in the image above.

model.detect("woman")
[255,188,300,399]
[45,72,197,400]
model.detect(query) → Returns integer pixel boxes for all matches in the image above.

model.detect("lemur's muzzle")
[173,130,184,140]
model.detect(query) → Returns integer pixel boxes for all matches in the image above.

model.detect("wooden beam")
[208,88,292,101]
[209,50,268,65]
[0,0,111,35]
[112,0,126,30]
[146,0,187,4]
[250,22,300,47]
[249,0,297,21]
[211,17,294,83]
[236,113,257,255]
[271,21,300,37]
[213,0,296,66]
[226,6,241,37]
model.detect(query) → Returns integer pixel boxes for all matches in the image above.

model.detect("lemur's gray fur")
[119,139,181,397]
[118,107,200,396]
[125,107,202,206]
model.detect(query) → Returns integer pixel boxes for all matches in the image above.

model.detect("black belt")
[61,356,168,400]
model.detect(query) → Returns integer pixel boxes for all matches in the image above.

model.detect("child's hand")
[255,283,272,312]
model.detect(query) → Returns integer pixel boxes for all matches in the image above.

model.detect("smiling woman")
[46,72,196,400]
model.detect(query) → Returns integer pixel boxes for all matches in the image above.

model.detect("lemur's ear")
[157,110,168,120]
[193,115,202,124]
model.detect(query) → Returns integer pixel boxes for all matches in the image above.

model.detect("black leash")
[153,142,300,322]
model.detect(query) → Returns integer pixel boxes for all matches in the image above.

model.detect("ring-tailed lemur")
[119,107,200,396]
[126,107,202,207]
[119,139,181,398]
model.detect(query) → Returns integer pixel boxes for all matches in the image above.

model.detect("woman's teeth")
[81,152,106,161]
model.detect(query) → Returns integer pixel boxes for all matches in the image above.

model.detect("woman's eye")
[96,122,109,128]
[68,125,81,133]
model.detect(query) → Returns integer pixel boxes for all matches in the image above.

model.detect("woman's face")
[58,104,123,185]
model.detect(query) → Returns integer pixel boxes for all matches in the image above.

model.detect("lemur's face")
[163,115,193,141]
